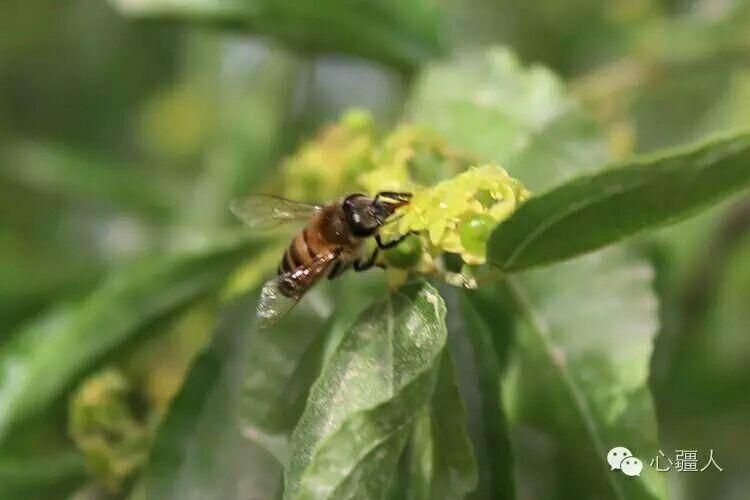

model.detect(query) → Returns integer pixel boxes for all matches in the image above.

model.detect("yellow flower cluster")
[279,109,530,274]
[283,109,375,201]
[359,123,466,194]
[388,164,530,265]
[68,368,151,492]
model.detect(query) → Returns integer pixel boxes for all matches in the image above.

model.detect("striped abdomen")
[277,225,333,299]
[276,204,362,299]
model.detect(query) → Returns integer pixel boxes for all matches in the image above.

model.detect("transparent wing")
[256,279,300,330]
[256,249,340,329]
[231,195,322,229]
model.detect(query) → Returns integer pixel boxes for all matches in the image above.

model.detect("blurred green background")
[1,0,750,499]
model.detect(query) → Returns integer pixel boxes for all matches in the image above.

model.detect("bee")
[231,191,412,327]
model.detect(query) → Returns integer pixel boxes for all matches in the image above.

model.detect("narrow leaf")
[411,47,666,500]
[0,450,86,499]
[406,352,477,500]
[505,248,665,500]
[285,282,447,500]
[456,286,516,500]
[489,131,750,271]
[109,0,444,71]
[1,141,182,219]
[0,237,270,442]
[141,292,275,499]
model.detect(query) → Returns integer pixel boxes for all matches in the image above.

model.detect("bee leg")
[327,259,351,280]
[327,261,342,280]
[376,233,409,250]
[353,248,379,272]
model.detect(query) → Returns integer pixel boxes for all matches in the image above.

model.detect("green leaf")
[658,220,750,415]
[405,352,477,500]
[241,273,385,446]
[410,47,609,192]
[699,224,750,376]
[241,293,332,441]
[488,131,750,271]
[0,236,270,442]
[455,286,516,500]
[1,141,183,219]
[109,0,444,71]
[141,292,280,499]
[570,9,750,154]
[285,282,447,500]
[411,47,666,500]
[0,450,86,500]
[504,248,665,500]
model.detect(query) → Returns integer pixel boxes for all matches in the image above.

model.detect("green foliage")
[456,285,515,500]
[109,0,445,71]
[140,292,261,500]
[410,48,610,192]
[488,131,750,271]
[4,2,750,499]
[505,248,664,500]
[1,141,183,220]
[285,282,452,499]
[240,274,385,440]
[413,48,668,499]
[0,236,269,442]
[0,450,86,500]
[405,353,478,500]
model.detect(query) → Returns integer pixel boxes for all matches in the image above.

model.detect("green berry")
[384,235,423,269]
[460,213,496,256]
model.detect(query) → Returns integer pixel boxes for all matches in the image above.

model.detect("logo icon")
[607,446,643,477]
[620,457,643,477]
[607,446,633,471]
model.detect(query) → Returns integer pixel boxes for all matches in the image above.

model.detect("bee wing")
[231,195,323,229]
[256,248,341,329]
[256,279,300,330]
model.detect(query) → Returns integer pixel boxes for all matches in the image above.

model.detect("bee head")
[343,193,410,237]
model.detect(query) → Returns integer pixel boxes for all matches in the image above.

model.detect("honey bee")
[232,191,412,327]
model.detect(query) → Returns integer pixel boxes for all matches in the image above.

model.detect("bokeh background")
[1,0,750,499]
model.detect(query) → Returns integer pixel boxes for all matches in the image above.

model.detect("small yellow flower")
[275,109,530,281]
[69,368,152,492]
[388,164,530,265]
[359,123,465,194]
[283,109,376,201]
